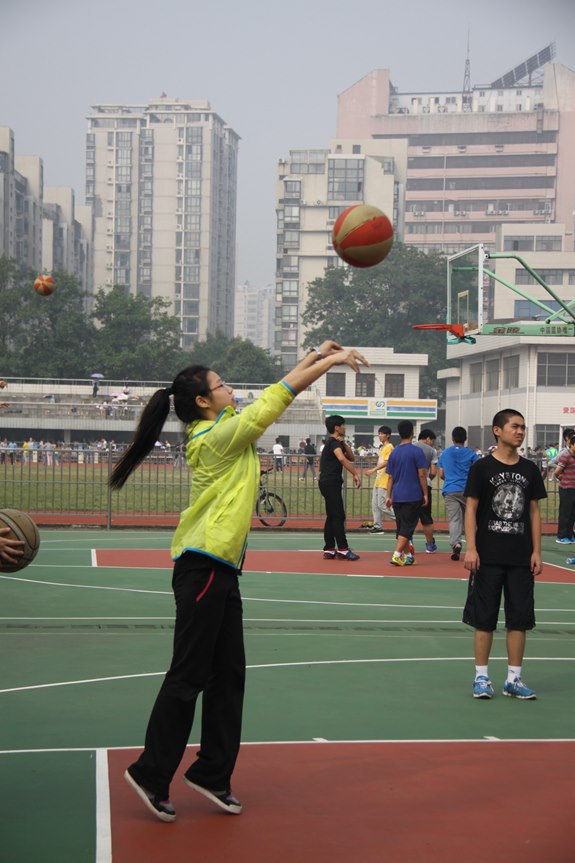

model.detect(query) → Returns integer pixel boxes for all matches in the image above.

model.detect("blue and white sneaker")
[404,553,415,566]
[425,541,438,553]
[502,678,537,700]
[556,537,571,544]
[473,676,494,699]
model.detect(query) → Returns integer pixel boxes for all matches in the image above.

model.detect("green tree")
[301,243,448,398]
[0,259,96,377]
[186,333,284,382]
[90,286,185,380]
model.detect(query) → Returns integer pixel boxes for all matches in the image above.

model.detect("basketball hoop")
[412,323,476,344]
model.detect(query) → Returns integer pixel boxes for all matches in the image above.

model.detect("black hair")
[563,428,575,441]
[378,425,392,436]
[569,435,575,447]
[397,420,413,440]
[325,415,345,434]
[109,365,211,489]
[492,408,525,442]
[418,428,436,441]
[452,426,467,444]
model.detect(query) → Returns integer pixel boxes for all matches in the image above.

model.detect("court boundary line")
[1,655,573,695]
[96,748,112,863]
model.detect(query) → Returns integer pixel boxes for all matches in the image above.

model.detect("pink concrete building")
[336,61,575,255]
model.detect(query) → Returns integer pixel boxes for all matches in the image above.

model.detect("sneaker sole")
[124,769,176,822]
[183,777,242,814]
[502,689,537,700]
[473,692,493,699]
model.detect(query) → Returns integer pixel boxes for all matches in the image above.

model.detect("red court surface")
[109,741,573,863]
[95,548,575,583]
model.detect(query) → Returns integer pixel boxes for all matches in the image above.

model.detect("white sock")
[475,665,489,680]
[508,665,521,682]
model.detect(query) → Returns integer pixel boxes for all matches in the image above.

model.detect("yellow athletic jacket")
[171,381,296,569]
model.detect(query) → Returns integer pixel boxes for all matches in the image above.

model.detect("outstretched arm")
[282,340,368,394]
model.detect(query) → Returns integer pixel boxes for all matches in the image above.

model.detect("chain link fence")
[0,446,561,531]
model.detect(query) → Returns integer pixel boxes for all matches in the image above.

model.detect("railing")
[0,448,562,532]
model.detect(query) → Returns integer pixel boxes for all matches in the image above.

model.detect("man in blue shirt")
[438,426,480,560]
[385,420,428,567]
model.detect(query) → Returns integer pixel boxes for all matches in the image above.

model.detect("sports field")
[1,529,573,863]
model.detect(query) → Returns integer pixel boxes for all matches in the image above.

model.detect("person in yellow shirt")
[364,425,393,533]
[109,339,368,823]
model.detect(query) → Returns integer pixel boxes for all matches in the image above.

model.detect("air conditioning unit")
[106,244,113,252]
[177,138,184,144]
[107,160,114,167]
[106,263,113,270]
[105,278,113,286]
[106,227,113,235]
[176,208,183,214]
[315,200,323,205]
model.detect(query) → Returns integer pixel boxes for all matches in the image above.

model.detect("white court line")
[95,749,112,863]
[0,575,170,595]
[1,656,573,695]
[3,616,575,626]
[1,737,574,756]
[91,549,97,567]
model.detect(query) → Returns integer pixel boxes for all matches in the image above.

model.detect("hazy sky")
[2,0,574,288]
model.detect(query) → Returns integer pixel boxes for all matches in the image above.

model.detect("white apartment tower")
[86,97,239,348]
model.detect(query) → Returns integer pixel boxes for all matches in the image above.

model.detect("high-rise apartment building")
[274,54,575,366]
[86,97,239,348]
[1,126,91,287]
[234,281,275,351]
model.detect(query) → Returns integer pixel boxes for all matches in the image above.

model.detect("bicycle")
[256,467,288,527]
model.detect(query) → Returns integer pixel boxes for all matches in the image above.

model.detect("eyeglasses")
[209,381,229,393]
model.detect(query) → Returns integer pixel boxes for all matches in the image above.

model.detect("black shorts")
[462,563,535,632]
[392,500,422,540]
[419,487,434,526]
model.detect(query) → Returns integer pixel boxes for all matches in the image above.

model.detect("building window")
[534,424,560,448]
[515,299,562,319]
[384,374,404,397]
[504,236,534,252]
[355,373,375,398]
[502,355,519,389]
[327,158,364,201]
[470,362,483,393]
[535,235,562,252]
[485,359,499,391]
[326,372,346,397]
[537,352,575,387]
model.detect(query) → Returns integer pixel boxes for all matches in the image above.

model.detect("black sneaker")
[451,544,462,561]
[336,549,360,561]
[323,550,336,559]
[368,526,384,533]
[124,768,176,822]
[183,776,242,814]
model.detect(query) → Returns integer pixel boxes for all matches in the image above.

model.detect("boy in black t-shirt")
[463,409,547,700]
[318,415,361,561]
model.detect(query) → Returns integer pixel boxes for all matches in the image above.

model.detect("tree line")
[1,242,448,394]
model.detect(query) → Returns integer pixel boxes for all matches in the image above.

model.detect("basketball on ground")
[33,275,55,296]
[0,509,41,572]
[332,204,394,268]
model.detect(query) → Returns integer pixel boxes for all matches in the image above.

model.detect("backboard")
[447,244,575,339]
[447,244,484,337]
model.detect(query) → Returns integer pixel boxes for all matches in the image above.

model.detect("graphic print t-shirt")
[464,454,547,565]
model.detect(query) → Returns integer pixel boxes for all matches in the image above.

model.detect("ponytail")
[109,365,211,489]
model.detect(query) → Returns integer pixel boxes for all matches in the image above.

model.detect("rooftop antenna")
[462,32,472,112]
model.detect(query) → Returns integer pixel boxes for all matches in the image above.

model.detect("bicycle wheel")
[256,492,287,527]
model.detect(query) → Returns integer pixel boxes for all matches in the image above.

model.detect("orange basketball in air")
[332,204,394,268]
[33,275,55,296]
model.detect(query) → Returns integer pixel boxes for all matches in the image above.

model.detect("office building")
[275,50,575,365]
[86,97,239,348]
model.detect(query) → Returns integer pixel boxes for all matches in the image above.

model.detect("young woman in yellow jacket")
[109,340,367,822]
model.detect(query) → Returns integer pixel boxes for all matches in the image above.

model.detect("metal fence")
[0,447,561,531]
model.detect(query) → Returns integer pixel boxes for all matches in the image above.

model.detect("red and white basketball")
[332,204,394,268]
[33,275,55,296]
